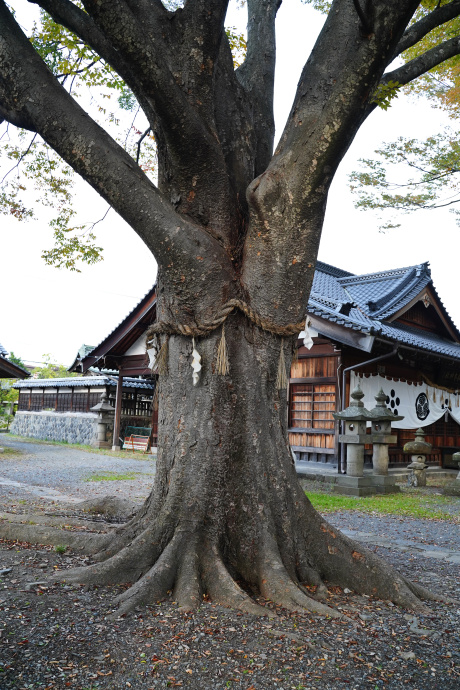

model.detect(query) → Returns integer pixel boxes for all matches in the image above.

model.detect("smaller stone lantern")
[90,392,115,449]
[367,388,404,493]
[332,385,376,496]
[403,428,432,487]
[443,450,460,496]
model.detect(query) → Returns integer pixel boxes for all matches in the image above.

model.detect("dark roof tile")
[14,376,155,390]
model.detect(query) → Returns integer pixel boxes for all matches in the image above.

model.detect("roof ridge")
[315,260,355,278]
[339,262,430,286]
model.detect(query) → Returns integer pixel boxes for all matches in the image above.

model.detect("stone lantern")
[332,385,375,496]
[443,451,460,496]
[403,428,432,487]
[366,388,404,493]
[90,392,115,448]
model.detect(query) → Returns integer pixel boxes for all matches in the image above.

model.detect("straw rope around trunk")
[145,298,305,340]
[145,299,305,389]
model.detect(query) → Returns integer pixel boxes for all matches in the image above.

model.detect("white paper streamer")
[147,347,157,370]
[303,317,314,350]
[191,337,202,386]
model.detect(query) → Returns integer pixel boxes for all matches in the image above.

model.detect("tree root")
[0,520,108,554]
[113,533,183,618]
[258,535,342,618]
[202,545,274,617]
[404,578,460,606]
[1,497,453,620]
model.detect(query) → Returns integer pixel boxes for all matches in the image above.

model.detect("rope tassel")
[276,338,288,390]
[216,323,229,376]
[156,336,169,376]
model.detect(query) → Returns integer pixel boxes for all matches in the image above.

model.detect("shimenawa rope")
[146,298,305,389]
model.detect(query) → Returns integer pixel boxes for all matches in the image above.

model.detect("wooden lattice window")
[43,393,55,410]
[30,392,43,411]
[289,383,336,430]
[89,392,101,409]
[56,393,72,412]
[18,391,29,411]
[72,392,87,412]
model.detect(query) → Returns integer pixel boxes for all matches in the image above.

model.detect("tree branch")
[136,127,152,164]
[0,1,224,273]
[28,0,159,125]
[383,34,460,87]
[236,0,281,175]
[393,0,460,58]
[181,0,229,65]
[80,0,224,176]
[351,0,372,34]
[241,0,420,323]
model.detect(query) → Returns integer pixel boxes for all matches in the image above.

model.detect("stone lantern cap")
[332,385,371,422]
[90,392,115,414]
[367,388,404,422]
[403,428,432,455]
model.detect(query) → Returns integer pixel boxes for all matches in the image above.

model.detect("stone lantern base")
[333,476,377,497]
[443,476,460,496]
[407,468,427,487]
[367,475,401,494]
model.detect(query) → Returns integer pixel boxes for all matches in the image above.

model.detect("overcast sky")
[2,1,458,367]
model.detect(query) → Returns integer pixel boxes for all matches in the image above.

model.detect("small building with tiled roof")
[11,375,156,447]
[292,261,460,470]
[68,285,157,449]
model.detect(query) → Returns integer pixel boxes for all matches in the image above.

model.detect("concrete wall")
[10,411,99,445]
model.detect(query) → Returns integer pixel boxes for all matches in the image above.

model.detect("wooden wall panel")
[289,432,335,449]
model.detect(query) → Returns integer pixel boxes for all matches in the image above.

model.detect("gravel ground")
[0,435,155,504]
[0,436,459,689]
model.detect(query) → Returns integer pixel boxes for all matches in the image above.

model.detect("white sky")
[2,1,459,367]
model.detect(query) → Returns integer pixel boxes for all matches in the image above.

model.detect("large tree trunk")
[55,315,438,617]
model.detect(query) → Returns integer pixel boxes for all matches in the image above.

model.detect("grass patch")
[84,471,146,482]
[5,434,155,460]
[307,487,459,521]
[0,446,23,458]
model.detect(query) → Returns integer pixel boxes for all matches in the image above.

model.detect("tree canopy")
[346,1,460,228]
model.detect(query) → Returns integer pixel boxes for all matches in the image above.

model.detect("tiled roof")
[77,344,95,359]
[14,376,155,390]
[308,261,460,361]
[0,342,7,357]
[337,263,432,318]
[376,322,460,359]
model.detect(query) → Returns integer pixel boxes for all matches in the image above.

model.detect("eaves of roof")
[0,355,30,379]
[372,273,432,319]
[372,321,460,361]
[73,286,157,372]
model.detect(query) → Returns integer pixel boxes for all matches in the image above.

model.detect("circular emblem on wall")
[385,389,401,416]
[415,392,430,421]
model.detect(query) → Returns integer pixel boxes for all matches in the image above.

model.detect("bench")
[122,435,150,453]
